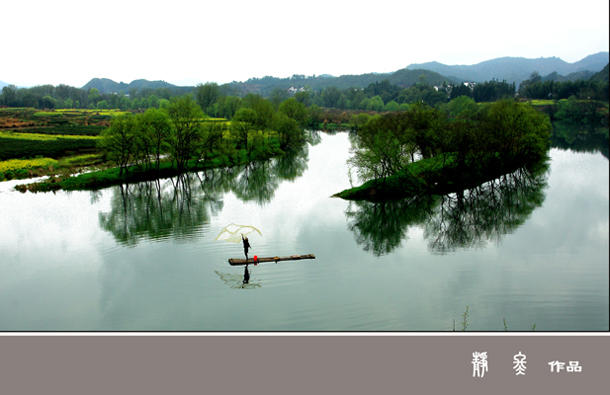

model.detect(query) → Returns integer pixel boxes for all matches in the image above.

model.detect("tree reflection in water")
[98,144,309,246]
[345,161,550,256]
[551,122,609,160]
[98,171,230,246]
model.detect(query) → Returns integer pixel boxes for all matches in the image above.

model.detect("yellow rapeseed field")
[0,158,58,173]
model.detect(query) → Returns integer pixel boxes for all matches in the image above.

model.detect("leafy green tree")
[98,114,138,176]
[137,108,172,170]
[269,88,290,110]
[119,96,131,110]
[159,99,170,109]
[442,95,478,117]
[384,101,400,112]
[449,83,473,100]
[88,88,101,106]
[294,90,311,106]
[359,97,371,110]
[148,95,160,109]
[480,100,552,162]
[215,95,242,119]
[196,121,227,165]
[529,71,541,83]
[271,112,302,149]
[166,96,206,170]
[242,94,275,130]
[473,79,515,102]
[231,107,261,150]
[367,96,385,112]
[321,86,341,108]
[2,85,18,106]
[278,98,308,126]
[195,82,220,115]
[349,113,372,131]
[41,95,56,109]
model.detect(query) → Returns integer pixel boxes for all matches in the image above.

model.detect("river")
[0,131,608,331]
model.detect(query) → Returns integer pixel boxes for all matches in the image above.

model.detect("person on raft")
[241,234,251,261]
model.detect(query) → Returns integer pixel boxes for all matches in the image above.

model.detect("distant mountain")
[590,63,609,83]
[406,52,609,86]
[0,80,8,89]
[541,70,596,82]
[82,78,191,94]
[227,69,457,97]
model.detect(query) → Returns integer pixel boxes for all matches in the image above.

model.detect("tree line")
[0,84,191,111]
[518,72,609,101]
[2,72,606,121]
[97,95,306,177]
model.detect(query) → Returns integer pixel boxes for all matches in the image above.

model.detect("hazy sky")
[3,0,609,88]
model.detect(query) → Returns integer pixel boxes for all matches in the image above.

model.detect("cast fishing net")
[214,223,262,243]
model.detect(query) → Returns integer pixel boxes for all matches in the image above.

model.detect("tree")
[367,96,385,112]
[480,100,551,163]
[271,112,302,149]
[195,82,220,115]
[215,95,242,119]
[321,86,341,108]
[442,96,478,117]
[449,83,473,100]
[88,88,101,106]
[2,85,17,106]
[166,96,206,170]
[269,88,289,110]
[384,101,400,112]
[294,90,311,106]
[97,114,138,176]
[231,107,257,149]
[137,108,172,170]
[278,98,308,126]
[41,95,56,109]
[529,71,541,83]
[242,94,275,130]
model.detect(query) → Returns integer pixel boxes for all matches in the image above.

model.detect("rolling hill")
[405,52,609,86]
[82,78,192,94]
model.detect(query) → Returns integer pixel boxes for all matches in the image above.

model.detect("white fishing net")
[214,223,262,243]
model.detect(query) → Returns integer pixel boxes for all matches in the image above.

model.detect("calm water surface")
[0,132,608,331]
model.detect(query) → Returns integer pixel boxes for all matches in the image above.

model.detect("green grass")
[530,100,555,106]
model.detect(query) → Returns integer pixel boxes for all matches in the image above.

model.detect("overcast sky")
[3,0,609,88]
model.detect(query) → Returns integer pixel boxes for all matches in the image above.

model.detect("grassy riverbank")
[15,145,284,193]
[333,152,544,201]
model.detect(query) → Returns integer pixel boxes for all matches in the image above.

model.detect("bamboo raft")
[228,254,315,266]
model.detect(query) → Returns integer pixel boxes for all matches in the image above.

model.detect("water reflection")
[551,122,609,159]
[346,162,550,255]
[215,269,261,289]
[98,174,220,246]
[98,145,309,246]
